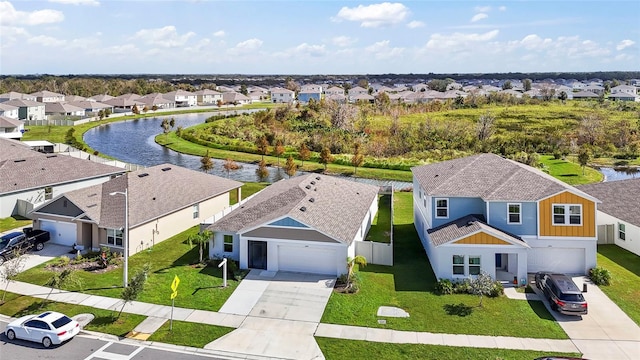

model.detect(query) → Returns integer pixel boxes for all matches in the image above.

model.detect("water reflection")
[598,166,640,182]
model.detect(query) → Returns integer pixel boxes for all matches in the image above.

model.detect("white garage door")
[39,220,77,246]
[278,245,337,275]
[529,248,586,275]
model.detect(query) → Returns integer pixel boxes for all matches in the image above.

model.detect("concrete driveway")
[534,276,640,360]
[0,243,70,272]
[207,270,335,359]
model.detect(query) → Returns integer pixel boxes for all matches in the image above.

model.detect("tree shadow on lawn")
[153,246,200,274]
[359,224,438,293]
[597,244,640,277]
[443,303,473,317]
[528,300,558,322]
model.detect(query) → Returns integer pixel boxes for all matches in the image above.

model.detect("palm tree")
[188,230,212,264]
[346,255,367,287]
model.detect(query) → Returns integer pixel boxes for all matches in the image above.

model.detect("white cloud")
[292,43,326,57]
[213,30,225,37]
[332,35,356,47]
[48,0,99,5]
[471,13,488,23]
[27,35,66,47]
[518,34,553,50]
[365,40,404,60]
[0,25,29,48]
[333,2,409,28]
[407,20,424,29]
[426,30,499,49]
[133,26,195,48]
[0,1,65,26]
[499,6,507,11]
[616,39,635,51]
[227,38,263,55]
[474,6,491,13]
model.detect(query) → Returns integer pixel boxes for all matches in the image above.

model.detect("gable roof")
[208,174,379,245]
[35,164,243,229]
[427,214,528,247]
[577,178,640,226]
[412,153,598,202]
[0,153,125,195]
[3,99,45,108]
[0,116,22,128]
[44,102,85,113]
[0,137,41,159]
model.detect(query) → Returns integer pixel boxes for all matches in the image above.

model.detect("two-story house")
[297,84,322,103]
[412,154,599,283]
[270,87,295,103]
[164,90,197,107]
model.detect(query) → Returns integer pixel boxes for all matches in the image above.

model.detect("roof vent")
[46,155,57,158]
[13,159,25,163]
[299,206,307,212]
[138,173,149,178]
[434,174,439,177]
[315,176,321,180]
[87,204,97,208]
[467,221,474,226]
[305,185,311,189]
[309,198,315,203]
[88,193,97,197]
[161,167,172,171]
[310,181,316,185]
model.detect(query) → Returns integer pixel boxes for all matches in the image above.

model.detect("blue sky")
[1,0,638,75]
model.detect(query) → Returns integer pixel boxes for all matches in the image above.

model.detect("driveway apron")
[535,276,640,360]
[208,270,335,359]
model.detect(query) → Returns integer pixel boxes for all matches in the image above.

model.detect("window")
[452,255,464,275]
[619,223,626,241]
[192,204,199,219]
[435,198,448,218]
[107,228,123,247]
[44,186,53,200]
[507,203,521,224]
[552,204,582,225]
[223,235,233,252]
[468,256,481,275]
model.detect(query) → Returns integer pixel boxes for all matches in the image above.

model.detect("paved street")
[0,320,231,360]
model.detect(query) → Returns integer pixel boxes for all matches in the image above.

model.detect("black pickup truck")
[0,228,50,266]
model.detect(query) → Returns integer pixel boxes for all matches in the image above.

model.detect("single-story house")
[0,138,125,218]
[222,92,251,105]
[30,164,243,255]
[208,174,379,276]
[44,102,86,118]
[577,178,640,256]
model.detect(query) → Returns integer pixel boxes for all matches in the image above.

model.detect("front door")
[248,241,267,270]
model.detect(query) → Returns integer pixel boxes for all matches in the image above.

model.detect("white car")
[5,311,80,348]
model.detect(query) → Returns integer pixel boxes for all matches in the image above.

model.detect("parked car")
[5,311,80,348]
[535,272,588,316]
[0,228,50,265]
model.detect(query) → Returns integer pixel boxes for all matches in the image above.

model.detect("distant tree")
[523,79,532,91]
[256,159,269,181]
[169,117,175,129]
[469,271,494,307]
[357,79,369,89]
[558,91,568,104]
[216,99,223,108]
[319,147,333,171]
[240,84,248,96]
[151,105,158,112]
[273,140,284,167]
[578,147,591,175]
[104,108,111,118]
[427,79,450,92]
[502,81,513,90]
[223,158,240,178]
[298,143,311,167]
[142,105,149,113]
[476,112,495,141]
[161,118,171,134]
[256,136,269,160]
[97,109,105,120]
[284,155,297,178]
[132,104,139,115]
[119,265,149,318]
[351,143,364,176]
[200,150,214,173]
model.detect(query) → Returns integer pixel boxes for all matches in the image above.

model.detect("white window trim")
[105,228,123,247]
[507,203,522,224]
[192,204,199,219]
[452,254,465,276]
[618,223,626,241]
[552,203,582,226]
[223,234,233,253]
[435,198,449,219]
[468,255,481,276]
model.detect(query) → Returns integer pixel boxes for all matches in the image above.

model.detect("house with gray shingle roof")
[577,178,640,256]
[0,116,24,140]
[207,174,379,276]
[30,164,242,255]
[0,137,125,218]
[2,99,46,120]
[412,153,600,283]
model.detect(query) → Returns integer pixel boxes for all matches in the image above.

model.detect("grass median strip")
[146,321,234,348]
[596,245,640,326]
[316,337,582,360]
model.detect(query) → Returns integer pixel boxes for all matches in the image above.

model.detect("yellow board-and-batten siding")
[538,191,595,237]
[453,232,512,245]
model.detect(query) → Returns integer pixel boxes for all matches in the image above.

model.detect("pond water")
[596,166,639,182]
[83,112,414,188]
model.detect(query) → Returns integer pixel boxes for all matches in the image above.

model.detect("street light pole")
[109,188,128,288]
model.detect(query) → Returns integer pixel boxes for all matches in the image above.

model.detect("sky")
[0,0,638,75]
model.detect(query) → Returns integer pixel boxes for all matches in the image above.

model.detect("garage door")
[278,245,337,275]
[529,248,585,275]
[39,220,77,246]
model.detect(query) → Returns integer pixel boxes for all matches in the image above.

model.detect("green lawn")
[321,192,567,339]
[539,155,603,185]
[232,182,269,204]
[0,292,146,338]
[15,226,242,312]
[365,194,392,243]
[0,216,32,232]
[596,245,640,325]
[147,320,234,348]
[316,338,582,360]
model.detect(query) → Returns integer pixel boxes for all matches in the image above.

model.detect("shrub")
[589,267,611,286]
[55,256,70,267]
[436,278,453,295]
[489,281,504,297]
[453,278,472,294]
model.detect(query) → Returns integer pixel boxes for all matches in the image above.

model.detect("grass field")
[596,245,640,325]
[0,216,32,232]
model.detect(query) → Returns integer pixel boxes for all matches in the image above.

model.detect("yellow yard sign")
[170,275,180,299]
